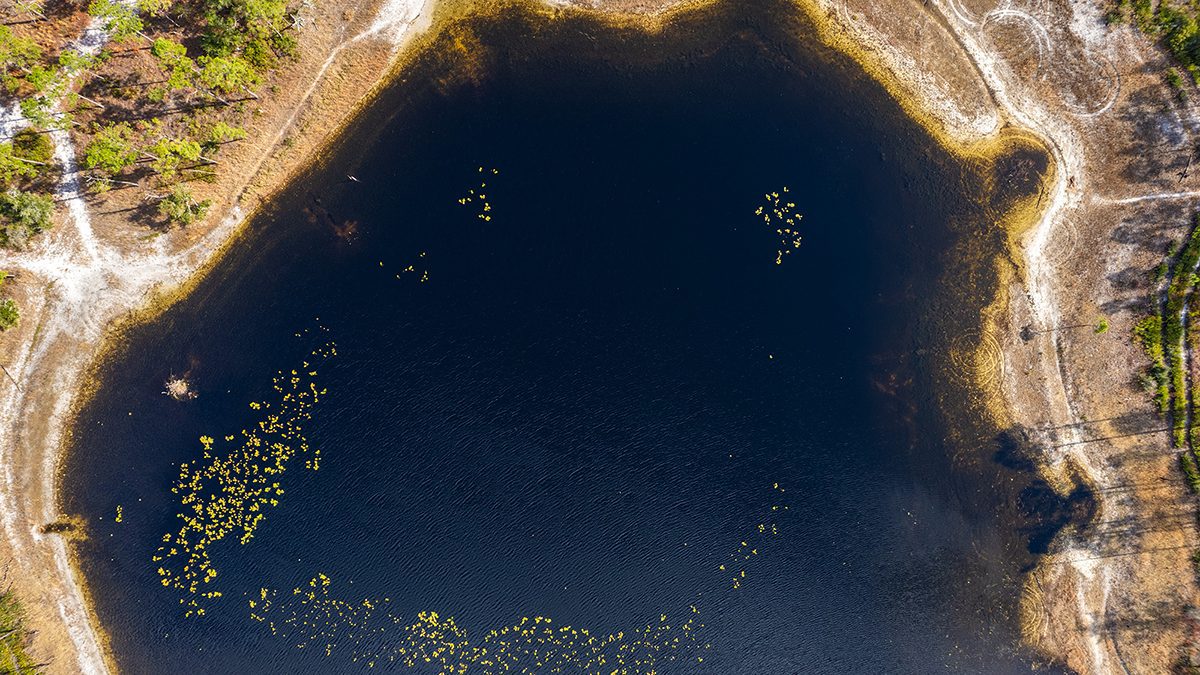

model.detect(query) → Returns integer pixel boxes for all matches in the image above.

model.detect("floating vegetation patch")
[379,251,430,284]
[246,484,789,671]
[754,187,803,265]
[154,341,337,616]
[458,166,501,222]
[250,574,707,673]
[721,482,786,589]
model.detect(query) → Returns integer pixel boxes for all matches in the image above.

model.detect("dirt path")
[798,0,1200,670]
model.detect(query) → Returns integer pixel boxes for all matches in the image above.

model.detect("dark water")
[65,3,1057,673]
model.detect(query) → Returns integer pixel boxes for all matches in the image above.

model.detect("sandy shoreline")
[0,0,1191,671]
[807,0,1200,670]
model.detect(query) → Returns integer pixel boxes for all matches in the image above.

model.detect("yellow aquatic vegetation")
[249,574,708,673]
[381,251,430,284]
[754,187,803,265]
[114,505,123,524]
[458,166,501,222]
[724,482,787,589]
[154,341,337,616]
[247,482,790,671]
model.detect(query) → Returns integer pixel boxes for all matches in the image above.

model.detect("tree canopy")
[85,122,140,175]
[158,185,211,226]
[88,0,146,43]
[0,189,53,248]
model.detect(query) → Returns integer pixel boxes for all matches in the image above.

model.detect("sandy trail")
[917,2,1122,671]
[813,0,1164,670]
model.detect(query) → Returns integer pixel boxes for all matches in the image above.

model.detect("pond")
[64,2,1056,672]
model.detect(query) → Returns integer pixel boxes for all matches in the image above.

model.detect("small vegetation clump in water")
[753,187,803,265]
[164,374,197,401]
[154,340,335,616]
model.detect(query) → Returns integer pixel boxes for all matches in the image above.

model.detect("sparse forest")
[0,0,311,323]
[1108,0,1200,85]
[0,0,308,234]
[1134,216,1200,491]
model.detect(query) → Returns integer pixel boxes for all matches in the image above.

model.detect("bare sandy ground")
[0,0,1190,671]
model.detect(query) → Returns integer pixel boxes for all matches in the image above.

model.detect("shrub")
[1134,315,1164,361]
[0,143,38,184]
[158,185,210,226]
[12,129,52,165]
[1182,453,1200,492]
[0,299,18,331]
[84,122,139,175]
[0,189,52,248]
[88,0,144,43]
[147,137,202,178]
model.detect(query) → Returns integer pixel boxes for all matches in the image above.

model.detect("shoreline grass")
[0,588,40,673]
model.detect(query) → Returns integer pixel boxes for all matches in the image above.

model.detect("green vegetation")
[0,25,42,91]
[1136,214,1200,490]
[0,271,15,332]
[158,185,210,226]
[13,130,52,167]
[0,0,302,237]
[1135,314,1169,413]
[0,190,52,249]
[0,589,37,670]
[1095,316,1110,334]
[83,122,139,176]
[0,298,18,332]
[89,0,145,43]
[1108,0,1200,83]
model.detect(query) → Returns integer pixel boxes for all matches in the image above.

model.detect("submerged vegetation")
[1134,214,1200,490]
